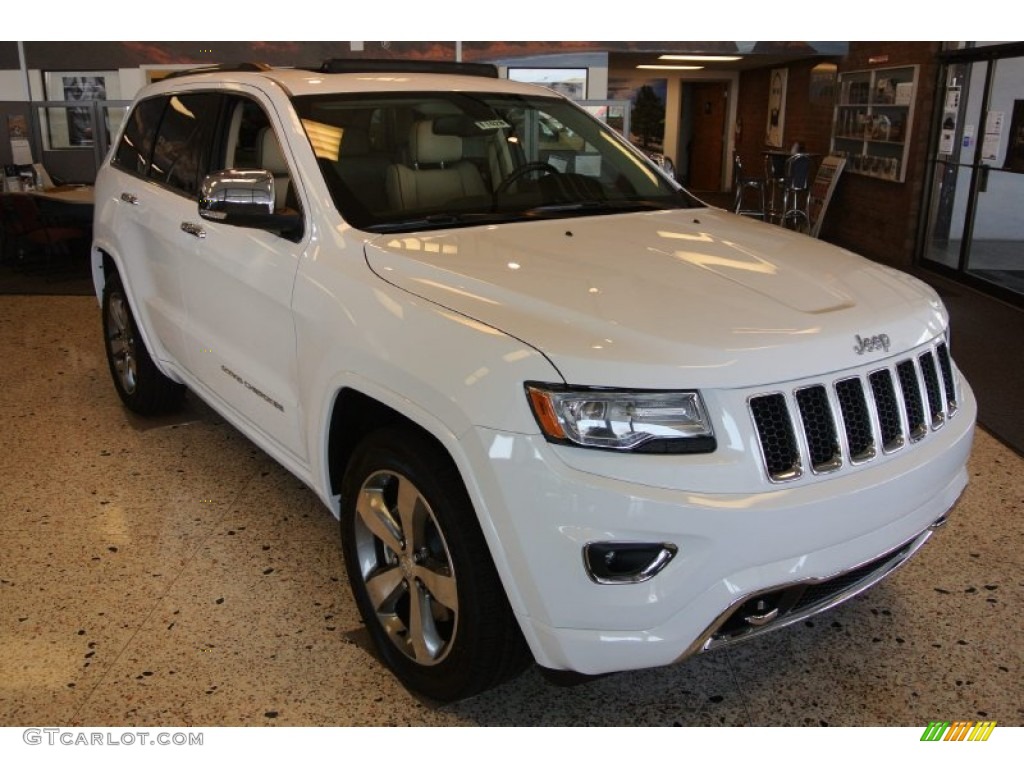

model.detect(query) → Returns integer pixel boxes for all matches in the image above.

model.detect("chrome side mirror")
[199,169,275,219]
[198,169,301,240]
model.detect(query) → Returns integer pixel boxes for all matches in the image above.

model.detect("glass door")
[921,44,1024,301]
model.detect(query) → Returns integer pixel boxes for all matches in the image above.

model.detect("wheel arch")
[94,246,183,386]
[322,383,534,623]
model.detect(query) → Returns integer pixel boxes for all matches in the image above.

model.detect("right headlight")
[525,383,715,453]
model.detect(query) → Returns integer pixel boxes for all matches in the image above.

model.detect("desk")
[30,185,94,206]
[1,189,91,270]
[28,186,94,229]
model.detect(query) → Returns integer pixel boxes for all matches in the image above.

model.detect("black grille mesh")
[897,360,927,440]
[919,351,943,426]
[750,394,800,480]
[869,369,903,451]
[795,386,840,471]
[751,340,959,482]
[835,377,874,461]
[937,342,957,412]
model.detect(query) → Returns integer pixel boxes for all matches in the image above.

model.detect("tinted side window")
[214,97,274,171]
[112,97,167,177]
[148,93,222,197]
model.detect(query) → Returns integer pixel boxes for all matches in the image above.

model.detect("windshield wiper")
[525,199,671,217]
[365,211,524,233]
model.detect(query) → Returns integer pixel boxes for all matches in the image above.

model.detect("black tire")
[102,272,185,416]
[340,426,530,701]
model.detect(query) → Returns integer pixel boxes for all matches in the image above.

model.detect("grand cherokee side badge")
[854,333,891,355]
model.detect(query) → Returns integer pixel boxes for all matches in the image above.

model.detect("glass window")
[148,92,221,197]
[112,96,167,177]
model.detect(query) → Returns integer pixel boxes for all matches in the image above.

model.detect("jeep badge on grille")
[854,333,891,355]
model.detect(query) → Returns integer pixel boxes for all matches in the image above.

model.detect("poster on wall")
[43,70,120,150]
[63,75,107,146]
[981,110,1004,163]
[607,76,667,153]
[1004,100,1024,173]
[7,114,33,165]
[765,68,787,147]
[939,111,958,155]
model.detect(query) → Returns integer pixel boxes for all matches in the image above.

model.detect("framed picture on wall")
[43,70,121,149]
[765,68,788,147]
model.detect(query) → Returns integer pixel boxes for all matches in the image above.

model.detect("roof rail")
[160,63,273,80]
[314,58,498,78]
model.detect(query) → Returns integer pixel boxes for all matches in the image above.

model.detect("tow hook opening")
[583,541,677,584]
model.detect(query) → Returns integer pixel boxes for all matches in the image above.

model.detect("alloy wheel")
[353,470,459,665]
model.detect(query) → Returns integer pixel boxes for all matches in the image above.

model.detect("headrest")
[339,128,370,157]
[409,120,462,166]
[258,128,287,174]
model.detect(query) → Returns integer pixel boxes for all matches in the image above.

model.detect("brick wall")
[826,42,940,267]
[736,42,941,269]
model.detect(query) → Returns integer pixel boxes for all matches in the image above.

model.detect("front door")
[688,82,728,191]
[921,43,1024,303]
[177,93,307,461]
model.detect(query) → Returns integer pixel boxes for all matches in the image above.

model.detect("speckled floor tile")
[2,295,1023,727]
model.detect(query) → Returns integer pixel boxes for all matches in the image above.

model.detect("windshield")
[291,91,701,232]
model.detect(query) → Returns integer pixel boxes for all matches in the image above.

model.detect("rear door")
[106,95,193,366]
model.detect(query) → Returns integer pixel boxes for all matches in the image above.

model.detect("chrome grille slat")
[749,340,958,483]
[937,342,958,414]
[896,360,928,442]
[919,351,945,429]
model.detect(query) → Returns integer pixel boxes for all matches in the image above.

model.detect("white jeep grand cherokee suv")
[93,59,975,701]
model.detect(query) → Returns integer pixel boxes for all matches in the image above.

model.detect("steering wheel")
[493,161,561,199]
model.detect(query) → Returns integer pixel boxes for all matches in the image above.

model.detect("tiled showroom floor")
[1,295,1021,726]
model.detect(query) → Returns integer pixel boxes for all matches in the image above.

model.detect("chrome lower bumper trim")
[676,515,949,662]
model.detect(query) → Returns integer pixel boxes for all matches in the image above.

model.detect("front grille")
[749,338,958,482]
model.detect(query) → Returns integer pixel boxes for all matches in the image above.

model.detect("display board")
[809,155,846,239]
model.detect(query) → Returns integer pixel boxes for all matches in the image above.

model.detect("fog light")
[583,541,678,584]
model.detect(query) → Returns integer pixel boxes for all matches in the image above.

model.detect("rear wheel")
[102,273,184,415]
[340,426,530,701]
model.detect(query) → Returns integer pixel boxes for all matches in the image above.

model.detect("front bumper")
[460,379,976,676]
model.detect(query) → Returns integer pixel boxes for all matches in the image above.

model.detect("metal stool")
[763,152,787,223]
[732,154,764,218]
[780,153,813,231]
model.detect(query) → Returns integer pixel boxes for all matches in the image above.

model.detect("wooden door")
[688,82,728,191]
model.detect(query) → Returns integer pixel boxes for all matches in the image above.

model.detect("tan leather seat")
[386,120,486,211]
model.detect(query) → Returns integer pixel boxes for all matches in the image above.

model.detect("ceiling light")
[636,65,704,71]
[659,55,742,62]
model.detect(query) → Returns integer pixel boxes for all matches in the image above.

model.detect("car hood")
[364,208,947,388]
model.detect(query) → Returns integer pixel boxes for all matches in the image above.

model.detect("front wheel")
[102,272,184,415]
[340,426,530,701]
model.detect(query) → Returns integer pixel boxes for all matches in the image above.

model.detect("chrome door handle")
[120,192,139,205]
[180,222,206,239]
